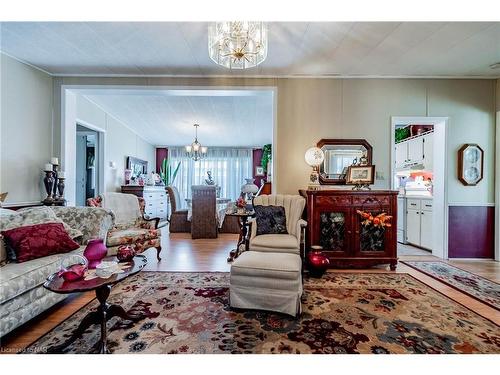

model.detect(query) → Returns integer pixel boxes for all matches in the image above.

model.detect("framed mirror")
[126,156,148,181]
[317,139,373,185]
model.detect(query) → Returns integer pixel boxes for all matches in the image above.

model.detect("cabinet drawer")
[352,195,390,207]
[144,209,156,218]
[421,200,433,211]
[316,195,352,206]
[406,199,421,210]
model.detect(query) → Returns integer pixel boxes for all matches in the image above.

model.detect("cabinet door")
[419,210,433,249]
[407,137,424,165]
[406,209,421,245]
[423,134,433,170]
[353,207,392,256]
[316,209,351,256]
[395,142,408,168]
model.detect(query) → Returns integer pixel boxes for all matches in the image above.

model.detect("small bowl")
[95,261,119,278]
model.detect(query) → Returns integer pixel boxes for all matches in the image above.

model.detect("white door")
[406,209,421,245]
[75,134,87,207]
[423,134,433,170]
[420,210,433,249]
[407,137,424,165]
[395,142,408,168]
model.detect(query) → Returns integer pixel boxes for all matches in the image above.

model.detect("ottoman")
[229,251,302,317]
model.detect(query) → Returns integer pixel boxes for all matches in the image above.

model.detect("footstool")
[229,251,302,317]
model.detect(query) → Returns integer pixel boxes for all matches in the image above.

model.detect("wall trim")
[448,202,495,207]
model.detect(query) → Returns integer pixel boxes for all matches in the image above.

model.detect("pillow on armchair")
[254,205,288,236]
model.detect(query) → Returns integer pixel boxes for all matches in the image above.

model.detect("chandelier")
[208,22,268,69]
[185,124,207,161]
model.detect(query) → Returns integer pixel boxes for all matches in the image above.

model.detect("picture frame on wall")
[346,165,375,185]
[255,166,265,176]
[126,156,148,181]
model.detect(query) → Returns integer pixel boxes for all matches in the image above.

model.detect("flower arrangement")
[357,210,392,228]
[236,196,246,209]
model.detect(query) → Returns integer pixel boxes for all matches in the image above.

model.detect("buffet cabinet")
[299,189,399,270]
[121,185,168,220]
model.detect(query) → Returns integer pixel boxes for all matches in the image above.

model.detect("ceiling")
[75,89,274,147]
[1,22,499,77]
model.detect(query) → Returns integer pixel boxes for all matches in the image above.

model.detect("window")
[169,147,253,208]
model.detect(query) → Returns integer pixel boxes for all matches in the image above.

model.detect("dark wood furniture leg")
[227,216,250,262]
[156,246,162,261]
[47,284,146,354]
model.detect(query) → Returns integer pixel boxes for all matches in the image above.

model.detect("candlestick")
[57,177,66,201]
[42,171,55,203]
[52,164,59,198]
[44,163,53,172]
[51,157,59,166]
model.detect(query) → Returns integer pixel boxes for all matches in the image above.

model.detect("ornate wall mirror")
[317,139,373,185]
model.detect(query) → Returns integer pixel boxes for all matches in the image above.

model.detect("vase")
[307,250,330,278]
[83,238,108,269]
[117,245,136,262]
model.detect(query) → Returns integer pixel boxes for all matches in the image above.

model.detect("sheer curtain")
[169,147,253,208]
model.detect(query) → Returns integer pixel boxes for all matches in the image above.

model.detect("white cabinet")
[143,188,168,220]
[395,132,433,170]
[406,198,433,250]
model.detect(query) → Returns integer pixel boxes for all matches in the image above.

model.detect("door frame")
[390,116,449,259]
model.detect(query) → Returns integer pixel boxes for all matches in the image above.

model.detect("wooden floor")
[1,229,499,353]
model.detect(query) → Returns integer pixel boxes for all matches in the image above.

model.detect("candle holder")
[52,164,59,199]
[43,170,55,204]
[56,177,66,203]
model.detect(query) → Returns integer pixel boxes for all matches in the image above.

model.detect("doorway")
[391,116,449,259]
[76,124,100,206]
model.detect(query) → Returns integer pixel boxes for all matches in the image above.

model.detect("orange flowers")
[357,210,392,228]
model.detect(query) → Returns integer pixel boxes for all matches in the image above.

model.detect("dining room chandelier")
[208,22,268,69]
[185,124,207,161]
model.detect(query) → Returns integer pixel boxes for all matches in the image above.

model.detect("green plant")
[261,144,272,172]
[395,127,410,143]
[159,158,181,186]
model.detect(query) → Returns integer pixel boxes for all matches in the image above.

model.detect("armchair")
[166,186,191,233]
[86,192,162,260]
[249,194,307,256]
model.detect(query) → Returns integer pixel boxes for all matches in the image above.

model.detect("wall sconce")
[109,161,116,169]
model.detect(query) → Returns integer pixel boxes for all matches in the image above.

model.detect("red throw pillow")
[1,223,80,263]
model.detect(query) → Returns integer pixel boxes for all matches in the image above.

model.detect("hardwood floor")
[1,229,499,353]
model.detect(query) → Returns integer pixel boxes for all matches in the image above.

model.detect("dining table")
[185,197,232,227]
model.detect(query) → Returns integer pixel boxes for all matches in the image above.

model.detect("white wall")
[75,95,156,194]
[0,54,53,205]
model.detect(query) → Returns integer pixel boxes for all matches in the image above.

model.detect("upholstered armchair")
[166,186,191,233]
[86,192,162,260]
[249,194,307,256]
[191,185,218,239]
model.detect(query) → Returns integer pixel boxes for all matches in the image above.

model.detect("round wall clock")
[458,144,484,186]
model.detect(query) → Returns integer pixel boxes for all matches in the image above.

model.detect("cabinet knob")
[347,230,352,234]
[355,230,359,234]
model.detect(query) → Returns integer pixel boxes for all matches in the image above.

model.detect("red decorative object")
[356,210,392,228]
[117,245,136,262]
[1,223,80,263]
[83,238,108,269]
[236,196,246,208]
[57,255,88,281]
[307,251,330,276]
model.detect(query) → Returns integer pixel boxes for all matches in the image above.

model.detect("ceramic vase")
[307,251,330,278]
[83,238,108,269]
[117,245,136,262]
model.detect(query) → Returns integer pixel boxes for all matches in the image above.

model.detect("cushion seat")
[106,228,160,247]
[250,234,299,253]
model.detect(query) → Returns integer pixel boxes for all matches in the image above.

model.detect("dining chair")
[191,185,218,239]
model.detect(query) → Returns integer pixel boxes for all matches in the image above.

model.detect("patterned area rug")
[402,261,500,311]
[27,272,499,354]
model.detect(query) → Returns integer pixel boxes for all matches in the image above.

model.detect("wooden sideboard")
[299,189,399,270]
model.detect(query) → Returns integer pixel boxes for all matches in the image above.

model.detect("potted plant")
[159,158,181,186]
[261,144,272,174]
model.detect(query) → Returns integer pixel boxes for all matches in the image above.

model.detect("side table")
[225,209,254,262]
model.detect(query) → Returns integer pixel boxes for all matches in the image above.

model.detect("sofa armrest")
[248,217,257,241]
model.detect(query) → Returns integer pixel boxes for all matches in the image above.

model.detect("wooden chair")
[191,185,218,239]
[166,186,191,233]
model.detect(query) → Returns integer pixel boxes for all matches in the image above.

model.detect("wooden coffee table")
[43,255,147,354]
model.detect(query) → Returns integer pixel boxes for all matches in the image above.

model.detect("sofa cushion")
[254,205,288,236]
[250,234,298,250]
[107,228,161,247]
[231,251,301,281]
[4,206,83,241]
[2,223,80,263]
[0,247,84,305]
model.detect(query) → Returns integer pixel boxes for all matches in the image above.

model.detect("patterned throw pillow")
[1,223,80,263]
[254,205,288,236]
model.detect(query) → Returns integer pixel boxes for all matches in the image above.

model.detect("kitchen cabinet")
[395,132,433,170]
[422,133,433,170]
[406,198,433,249]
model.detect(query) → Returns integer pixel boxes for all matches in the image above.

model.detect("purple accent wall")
[155,148,168,173]
[252,148,266,187]
[448,206,495,258]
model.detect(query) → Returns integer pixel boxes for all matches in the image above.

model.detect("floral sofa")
[0,206,114,337]
[87,193,162,261]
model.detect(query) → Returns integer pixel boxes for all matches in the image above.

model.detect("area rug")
[26,272,499,354]
[402,261,500,311]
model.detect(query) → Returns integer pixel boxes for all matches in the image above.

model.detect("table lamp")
[304,147,325,187]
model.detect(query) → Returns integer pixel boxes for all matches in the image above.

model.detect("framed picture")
[346,165,375,185]
[126,156,148,180]
[458,144,484,186]
[255,166,265,176]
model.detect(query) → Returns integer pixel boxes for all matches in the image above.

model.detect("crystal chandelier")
[185,124,207,161]
[208,22,268,69]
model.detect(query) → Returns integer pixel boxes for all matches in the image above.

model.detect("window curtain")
[169,147,253,208]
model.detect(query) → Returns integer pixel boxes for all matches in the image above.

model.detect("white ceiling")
[75,89,274,147]
[1,22,499,77]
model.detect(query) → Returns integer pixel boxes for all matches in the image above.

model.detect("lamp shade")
[304,147,325,167]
